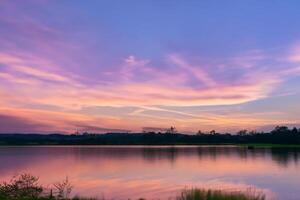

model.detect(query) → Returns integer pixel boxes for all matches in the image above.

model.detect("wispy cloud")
[74,123,130,133]
[288,42,300,62]
[0,48,298,132]
[168,54,217,87]
[0,114,51,133]
[0,0,300,133]
[124,55,149,66]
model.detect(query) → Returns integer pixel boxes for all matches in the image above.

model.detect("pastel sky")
[1,0,300,133]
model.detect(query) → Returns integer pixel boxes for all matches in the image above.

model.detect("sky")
[0,0,300,133]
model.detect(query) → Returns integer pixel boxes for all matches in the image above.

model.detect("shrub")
[53,177,73,199]
[0,174,43,200]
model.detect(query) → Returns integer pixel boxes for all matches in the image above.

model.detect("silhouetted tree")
[248,130,258,135]
[272,126,289,134]
[292,127,298,134]
[82,132,89,136]
[237,129,248,136]
[197,130,204,135]
[166,126,177,134]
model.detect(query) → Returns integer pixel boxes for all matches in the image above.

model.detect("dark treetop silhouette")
[0,126,299,145]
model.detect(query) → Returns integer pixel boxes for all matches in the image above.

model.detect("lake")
[0,146,299,200]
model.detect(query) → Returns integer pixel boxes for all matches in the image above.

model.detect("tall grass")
[177,188,266,200]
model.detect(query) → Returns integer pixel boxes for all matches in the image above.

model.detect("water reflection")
[0,146,299,199]
[1,145,299,166]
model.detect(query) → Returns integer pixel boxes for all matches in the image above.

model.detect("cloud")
[0,114,51,133]
[0,53,79,85]
[288,43,300,62]
[229,50,267,69]
[168,54,216,87]
[12,65,71,83]
[0,49,289,133]
[0,107,131,133]
[0,72,38,85]
[124,55,149,66]
[0,52,278,110]
[142,127,169,132]
[74,123,131,133]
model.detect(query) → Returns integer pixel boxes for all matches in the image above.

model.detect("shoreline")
[0,143,300,148]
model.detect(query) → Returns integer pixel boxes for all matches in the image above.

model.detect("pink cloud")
[168,54,217,87]
[288,42,300,62]
[124,55,149,66]
[0,48,293,132]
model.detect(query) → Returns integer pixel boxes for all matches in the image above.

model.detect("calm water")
[0,146,300,200]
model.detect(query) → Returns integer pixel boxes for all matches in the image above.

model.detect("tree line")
[0,126,299,145]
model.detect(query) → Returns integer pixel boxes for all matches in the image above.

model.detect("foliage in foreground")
[0,174,266,200]
[177,188,266,200]
[0,174,72,200]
